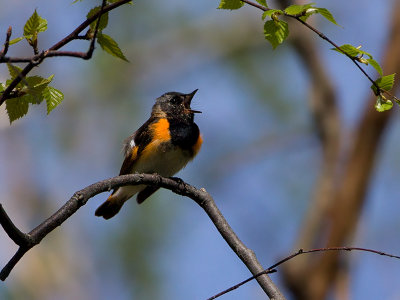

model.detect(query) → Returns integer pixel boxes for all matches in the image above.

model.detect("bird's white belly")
[135,144,192,177]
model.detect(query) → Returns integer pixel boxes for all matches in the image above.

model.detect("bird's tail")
[95,186,142,219]
[95,194,126,220]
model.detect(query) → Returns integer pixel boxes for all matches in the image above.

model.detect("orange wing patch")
[192,134,203,156]
[131,146,138,160]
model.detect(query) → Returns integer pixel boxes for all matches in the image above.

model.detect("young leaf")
[264,20,289,49]
[24,75,54,103]
[375,74,396,92]
[375,95,393,112]
[255,0,268,7]
[7,63,23,80]
[332,44,360,58]
[217,0,244,10]
[262,9,283,20]
[367,58,383,76]
[315,8,339,26]
[87,6,109,31]
[5,97,29,124]
[97,33,129,61]
[23,10,47,37]
[9,37,25,45]
[43,86,64,114]
[284,3,314,16]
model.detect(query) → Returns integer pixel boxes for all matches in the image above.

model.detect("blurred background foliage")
[1,0,400,299]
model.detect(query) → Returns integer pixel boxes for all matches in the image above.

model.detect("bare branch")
[0,174,285,299]
[209,247,400,300]
[0,26,12,59]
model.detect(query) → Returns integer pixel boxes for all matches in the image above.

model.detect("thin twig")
[239,0,385,98]
[0,174,285,299]
[208,247,400,300]
[0,26,12,59]
[0,0,131,106]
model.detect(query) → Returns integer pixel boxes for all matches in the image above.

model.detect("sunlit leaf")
[371,73,396,96]
[97,33,129,61]
[367,58,383,76]
[375,95,393,112]
[262,9,283,20]
[264,20,289,49]
[43,86,64,114]
[23,10,47,37]
[217,0,244,10]
[5,97,29,124]
[284,3,314,15]
[7,63,23,80]
[255,0,268,7]
[87,6,109,31]
[316,8,338,25]
[9,37,25,45]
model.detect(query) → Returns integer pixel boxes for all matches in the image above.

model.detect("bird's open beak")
[184,89,202,113]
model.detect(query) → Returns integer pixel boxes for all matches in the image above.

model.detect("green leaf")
[5,97,29,124]
[375,95,393,112]
[332,44,359,57]
[23,10,47,38]
[263,20,289,49]
[367,58,383,76]
[97,33,129,61]
[255,0,268,7]
[43,86,64,114]
[315,8,338,25]
[9,37,25,45]
[371,74,396,95]
[284,3,314,15]
[262,9,283,20]
[7,63,23,80]
[332,44,372,59]
[23,75,54,103]
[217,0,244,10]
[87,6,109,31]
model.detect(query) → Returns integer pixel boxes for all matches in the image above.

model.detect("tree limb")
[0,174,285,299]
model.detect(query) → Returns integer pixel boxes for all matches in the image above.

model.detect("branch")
[209,247,400,300]
[0,26,12,59]
[239,0,389,99]
[0,174,285,299]
[0,0,131,106]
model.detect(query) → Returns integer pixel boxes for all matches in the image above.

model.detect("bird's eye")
[170,96,182,105]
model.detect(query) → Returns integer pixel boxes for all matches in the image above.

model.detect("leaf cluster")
[86,5,128,61]
[218,0,398,112]
[4,64,63,123]
[2,1,130,124]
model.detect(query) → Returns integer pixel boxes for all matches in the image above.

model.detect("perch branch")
[0,174,285,300]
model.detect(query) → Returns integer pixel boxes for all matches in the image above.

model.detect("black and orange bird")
[95,90,202,219]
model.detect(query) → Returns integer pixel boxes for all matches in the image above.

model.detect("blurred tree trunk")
[280,1,400,299]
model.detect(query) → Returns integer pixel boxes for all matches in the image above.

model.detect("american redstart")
[95,89,202,219]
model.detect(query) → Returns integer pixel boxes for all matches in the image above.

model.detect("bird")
[95,89,202,219]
